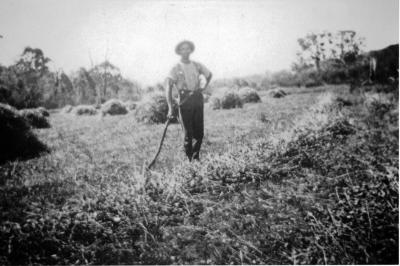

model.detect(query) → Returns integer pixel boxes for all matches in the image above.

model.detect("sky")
[0,0,398,85]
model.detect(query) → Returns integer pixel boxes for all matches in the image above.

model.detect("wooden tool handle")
[146,118,171,170]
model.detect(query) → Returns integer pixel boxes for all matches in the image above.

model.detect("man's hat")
[175,40,195,55]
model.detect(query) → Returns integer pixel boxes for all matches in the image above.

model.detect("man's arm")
[196,62,212,90]
[165,78,174,118]
[204,72,213,90]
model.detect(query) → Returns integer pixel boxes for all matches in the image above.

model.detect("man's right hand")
[167,109,174,120]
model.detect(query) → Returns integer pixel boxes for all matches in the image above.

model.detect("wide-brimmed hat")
[175,40,195,55]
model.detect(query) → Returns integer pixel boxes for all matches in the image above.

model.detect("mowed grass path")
[28,87,334,182]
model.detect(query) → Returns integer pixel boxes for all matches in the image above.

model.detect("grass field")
[0,85,398,264]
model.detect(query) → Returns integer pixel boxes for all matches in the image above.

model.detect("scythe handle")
[146,118,172,170]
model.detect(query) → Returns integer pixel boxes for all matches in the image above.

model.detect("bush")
[271,70,299,87]
[134,93,178,124]
[304,78,324,88]
[268,89,287,98]
[295,69,324,87]
[61,105,73,113]
[209,89,243,110]
[19,109,51,128]
[73,105,97,116]
[123,100,137,110]
[101,99,128,116]
[238,87,261,103]
[0,103,48,163]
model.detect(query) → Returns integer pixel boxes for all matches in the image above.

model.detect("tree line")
[0,30,371,108]
[208,30,370,91]
[0,47,142,109]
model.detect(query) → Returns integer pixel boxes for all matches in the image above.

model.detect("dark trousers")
[178,90,204,161]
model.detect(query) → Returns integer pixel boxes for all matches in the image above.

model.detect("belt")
[178,89,202,106]
[178,89,201,94]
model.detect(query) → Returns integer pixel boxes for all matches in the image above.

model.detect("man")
[166,40,212,161]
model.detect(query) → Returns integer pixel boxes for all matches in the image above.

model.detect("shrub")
[271,70,298,87]
[0,103,48,163]
[134,93,178,124]
[238,87,261,103]
[295,69,324,87]
[101,99,128,116]
[304,79,324,88]
[19,109,51,128]
[209,89,243,110]
[73,105,97,116]
[268,89,287,98]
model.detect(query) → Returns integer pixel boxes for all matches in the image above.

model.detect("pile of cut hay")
[123,100,137,111]
[238,87,261,103]
[101,99,128,116]
[73,105,98,116]
[37,106,50,117]
[61,105,73,113]
[134,93,178,124]
[0,103,48,164]
[19,109,51,129]
[209,88,243,110]
[268,89,287,98]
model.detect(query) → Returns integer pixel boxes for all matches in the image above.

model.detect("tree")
[16,47,50,74]
[296,31,364,73]
[0,65,18,106]
[39,70,75,108]
[12,47,52,108]
[89,61,142,102]
[90,61,122,103]
[297,32,328,74]
[72,68,97,104]
[57,71,74,105]
[295,31,365,85]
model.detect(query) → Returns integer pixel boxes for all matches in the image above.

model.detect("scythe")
[145,89,195,170]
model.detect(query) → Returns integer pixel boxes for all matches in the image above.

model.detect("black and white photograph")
[0,0,398,264]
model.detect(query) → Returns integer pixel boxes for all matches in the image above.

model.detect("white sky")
[0,0,398,85]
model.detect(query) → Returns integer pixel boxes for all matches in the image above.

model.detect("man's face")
[179,43,192,58]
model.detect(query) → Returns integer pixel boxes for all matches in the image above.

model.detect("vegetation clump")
[209,89,243,109]
[268,89,287,98]
[238,86,261,103]
[123,100,137,110]
[19,108,50,128]
[73,105,97,116]
[0,103,48,163]
[134,93,178,124]
[101,99,128,116]
[37,106,50,117]
[61,105,73,113]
